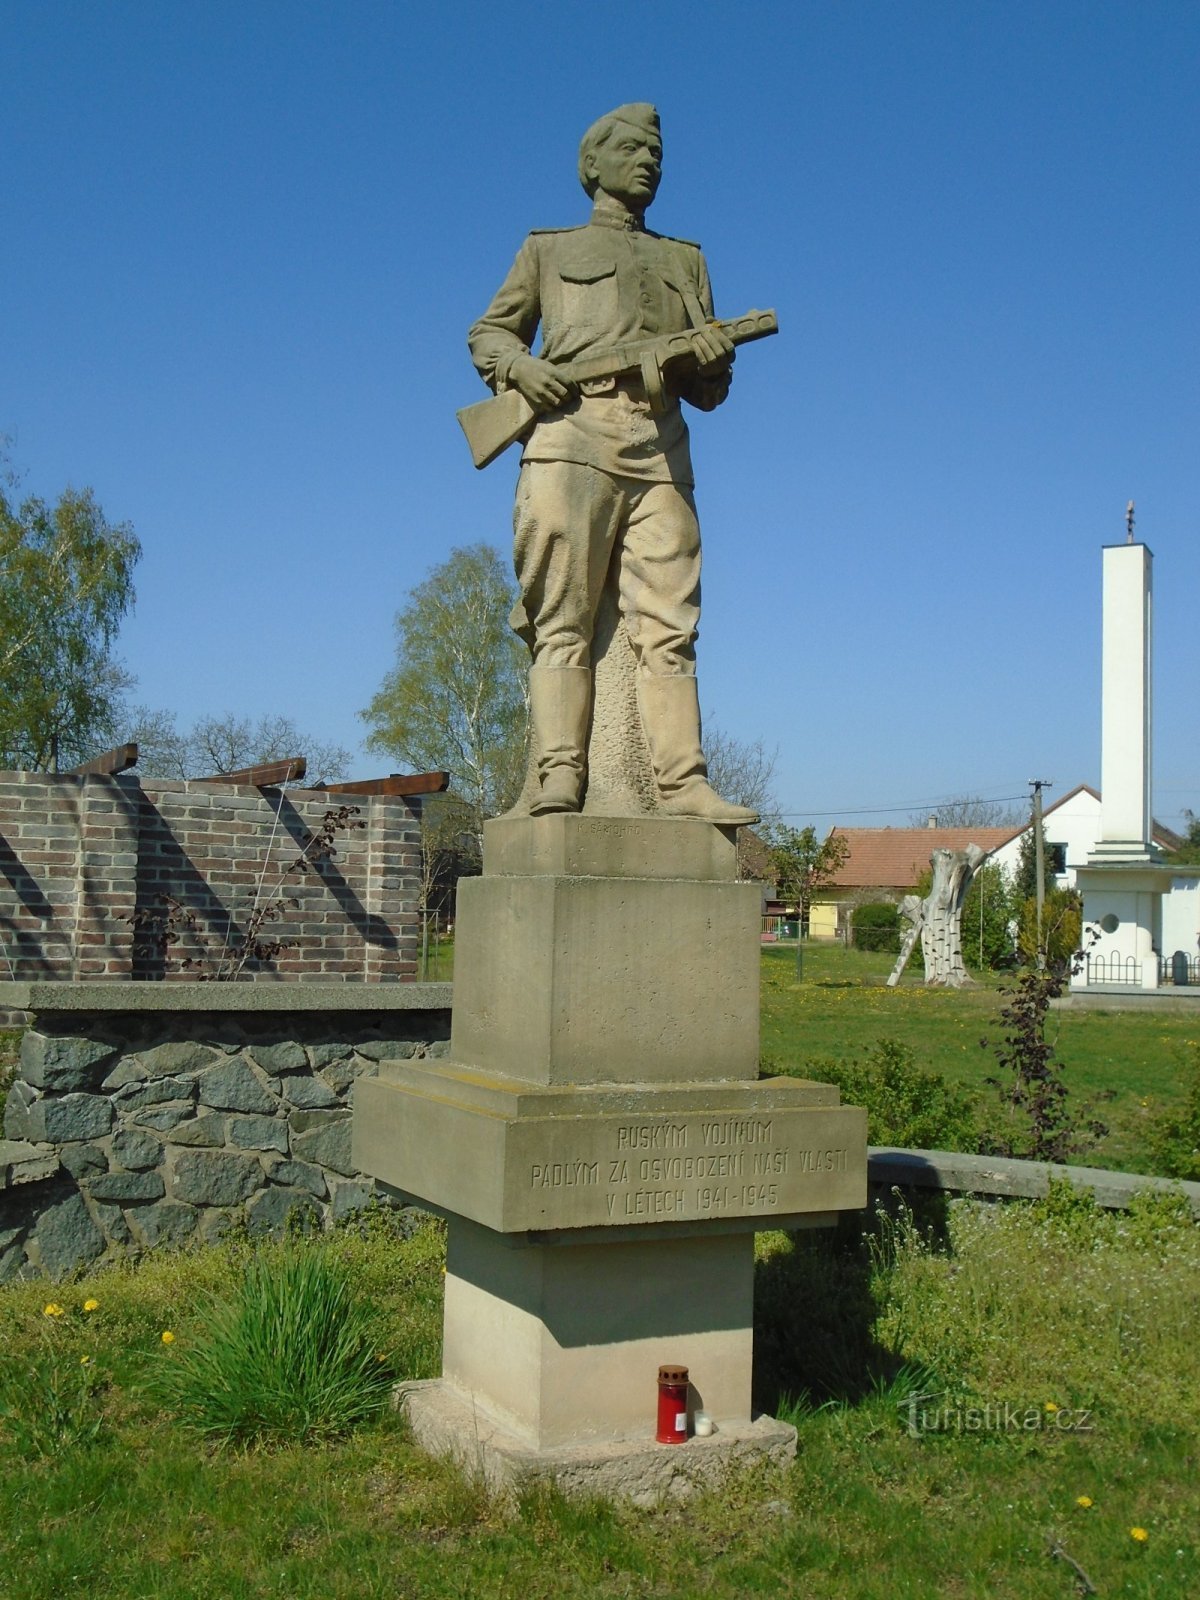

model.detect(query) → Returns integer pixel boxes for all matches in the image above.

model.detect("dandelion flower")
[42,1303,64,1318]
[160,1330,175,1345]
[80,1356,91,1367]
[1130,1527,1149,1543]
[1075,1496,1093,1509]
[1044,1401,1060,1414]
[83,1298,100,1313]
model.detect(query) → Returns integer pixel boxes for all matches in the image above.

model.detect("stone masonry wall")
[0,1003,452,1281]
[0,770,422,988]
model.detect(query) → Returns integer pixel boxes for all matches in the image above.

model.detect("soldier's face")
[588,126,662,210]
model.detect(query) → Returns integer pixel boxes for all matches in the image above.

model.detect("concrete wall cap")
[0,981,453,1015]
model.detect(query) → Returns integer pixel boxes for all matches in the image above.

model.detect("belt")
[579,373,651,401]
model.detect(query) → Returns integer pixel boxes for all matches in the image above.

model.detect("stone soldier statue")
[468,103,757,824]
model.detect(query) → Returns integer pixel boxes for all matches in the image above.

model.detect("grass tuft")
[150,1247,396,1444]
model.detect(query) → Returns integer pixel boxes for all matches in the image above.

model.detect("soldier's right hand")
[510,355,576,410]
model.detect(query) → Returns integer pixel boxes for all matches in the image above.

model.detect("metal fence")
[1084,951,1140,986]
[1084,950,1200,986]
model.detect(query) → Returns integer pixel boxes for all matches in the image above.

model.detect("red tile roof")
[828,826,1018,890]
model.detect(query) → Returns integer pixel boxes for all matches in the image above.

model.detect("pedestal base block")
[443,1218,755,1449]
[353,1062,866,1234]
[451,872,761,1084]
[397,1379,797,1506]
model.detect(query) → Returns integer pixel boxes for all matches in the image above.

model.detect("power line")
[774,793,1032,820]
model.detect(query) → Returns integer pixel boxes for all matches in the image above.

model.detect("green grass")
[762,943,1200,1172]
[1,1201,1196,1598]
[0,945,1195,1592]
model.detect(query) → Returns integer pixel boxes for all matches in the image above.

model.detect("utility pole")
[1028,778,1053,966]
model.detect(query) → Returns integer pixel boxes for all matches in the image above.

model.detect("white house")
[989,784,1101,890]
[989,783,1181,894]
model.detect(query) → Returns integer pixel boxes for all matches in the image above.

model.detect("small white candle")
[694,1412,714,1437]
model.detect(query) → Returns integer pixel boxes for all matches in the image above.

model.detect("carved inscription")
[525,1112,853,1225]
[530,1161,599,1188]
[582,820,645,839]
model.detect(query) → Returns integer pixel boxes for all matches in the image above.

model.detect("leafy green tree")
[766,825,850,937]
[1166,809,1200,865]
[360,544,528,849]
[0,469,140,770]
[1011,813,1063,904]
[959,862,1017,971]
[1013,822,1038,903]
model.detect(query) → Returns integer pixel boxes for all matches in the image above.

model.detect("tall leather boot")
[529,665,591,815]
[637,673,759,825]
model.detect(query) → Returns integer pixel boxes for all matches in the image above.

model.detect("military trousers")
[511,459,701,673]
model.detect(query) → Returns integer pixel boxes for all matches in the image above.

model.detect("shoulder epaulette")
[529,225,589,236]
[652,231,702,250]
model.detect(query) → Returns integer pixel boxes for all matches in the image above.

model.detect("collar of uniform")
[589,196,645,231]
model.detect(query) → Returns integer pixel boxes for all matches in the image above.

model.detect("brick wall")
[0,772,422,984]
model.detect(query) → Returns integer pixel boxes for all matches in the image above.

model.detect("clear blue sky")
[5,1,1197,829]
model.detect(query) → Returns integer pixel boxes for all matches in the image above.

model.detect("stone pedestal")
[443,1221,754,1449]
[353,815,868,1488]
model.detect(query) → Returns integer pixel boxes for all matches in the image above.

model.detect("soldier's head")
[578,103,662,212]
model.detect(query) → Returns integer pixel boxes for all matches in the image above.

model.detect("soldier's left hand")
[693,325,736,375]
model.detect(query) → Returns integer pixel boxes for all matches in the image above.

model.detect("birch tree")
[0,467,140,770]
[360,543,528,850]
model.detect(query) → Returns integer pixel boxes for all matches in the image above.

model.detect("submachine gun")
[457,308,778,470]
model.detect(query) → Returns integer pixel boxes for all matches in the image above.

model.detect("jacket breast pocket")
[557,257,618,331]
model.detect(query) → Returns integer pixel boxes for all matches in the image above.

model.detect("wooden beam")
[868,1146,1200,1216]
[195,757,307,787]
[68,742,139,777]
[319,771,451,798]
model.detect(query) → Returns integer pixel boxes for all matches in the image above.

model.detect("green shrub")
[1030,1174,1101,1242]
[853,902,901,953]
[802,1038,983,1152]
[1148,1044,1200,1181]
[1016,886,1081,967]
[150,1247,396,1444]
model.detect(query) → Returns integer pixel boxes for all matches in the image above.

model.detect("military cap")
[578,103,661,193]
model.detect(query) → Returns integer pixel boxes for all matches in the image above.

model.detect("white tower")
[1092,539,1158,861]
[1075,508,1170,989]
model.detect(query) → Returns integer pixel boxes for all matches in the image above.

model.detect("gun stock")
[456,389,538,470]
[458,309,777,469]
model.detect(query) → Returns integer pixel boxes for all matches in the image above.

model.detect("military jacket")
[468,202,729,482]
